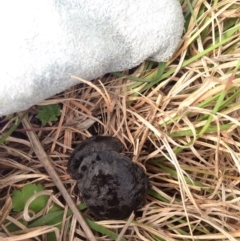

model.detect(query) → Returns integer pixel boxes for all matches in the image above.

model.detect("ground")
[0,0,240,240]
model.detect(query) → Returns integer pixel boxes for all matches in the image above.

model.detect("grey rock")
[0,0,184,116]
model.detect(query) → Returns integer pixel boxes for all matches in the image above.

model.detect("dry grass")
[1,0,240,240]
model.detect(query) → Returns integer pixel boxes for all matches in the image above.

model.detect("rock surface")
[0,0,184,116]
[68,136,150,220]
[68,136,124,180]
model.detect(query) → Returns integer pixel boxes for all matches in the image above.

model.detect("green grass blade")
[85,218,128,241]
[0,111,28,145]
[29,203,127,241]
[29,203,87,227]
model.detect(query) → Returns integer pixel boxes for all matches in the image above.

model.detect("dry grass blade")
[71,75,113,113]
[0,226,59,241]
[116,213,135,241]
[21,117,96,241]
[1,0,240,240]
[0,197,12,226]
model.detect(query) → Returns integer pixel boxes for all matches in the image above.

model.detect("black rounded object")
[68,135,124,180]
[68,136,150,220]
